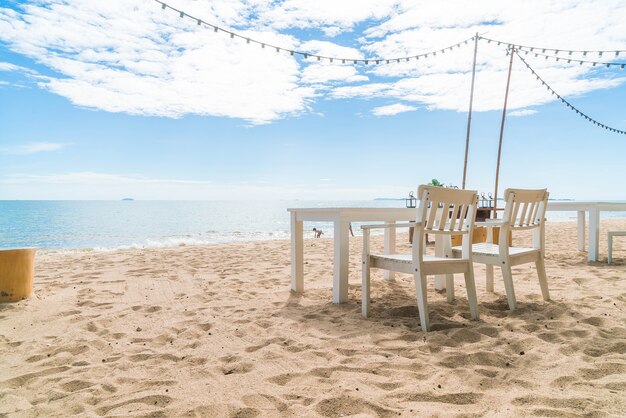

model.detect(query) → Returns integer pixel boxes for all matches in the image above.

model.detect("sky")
[1,0,625,200]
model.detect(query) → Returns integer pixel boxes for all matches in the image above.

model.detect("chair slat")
[511,201,521,227]
[529,201,540,225]
[525,201,536,226]
[427,202,438,230]
[518,202,529,227]
[438,202,449,230]
[449,203,458,231]
[459,204,466,231]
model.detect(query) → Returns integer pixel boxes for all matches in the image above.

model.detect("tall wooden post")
[493,48,516,218]
[462,33,479,189]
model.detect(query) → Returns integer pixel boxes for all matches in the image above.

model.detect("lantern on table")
[405,191,417,208]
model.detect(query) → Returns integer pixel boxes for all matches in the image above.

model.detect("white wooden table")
[546,201,626,261]
[288,207,415,303]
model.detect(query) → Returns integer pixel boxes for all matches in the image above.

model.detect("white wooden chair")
[608,231,626,264]
[361,185,479,332]
[452,188,550,310]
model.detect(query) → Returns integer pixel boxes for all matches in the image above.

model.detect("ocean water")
[0,200,401,251]
[1,200,625,251]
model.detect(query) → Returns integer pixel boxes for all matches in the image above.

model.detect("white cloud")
[0,0,625,122]
[0,141,68,154]
[0,62,23,72]
[254,0,400,32]
[509,109,537,117]
[372,103,418,116]
[301,64,368,85]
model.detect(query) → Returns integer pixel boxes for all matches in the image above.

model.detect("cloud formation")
[0,0,624,123]
[372,103,418,116]
[0,142,68,154]
[508,109,537,117]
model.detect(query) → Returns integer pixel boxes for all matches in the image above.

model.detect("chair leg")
[446,274,454,303]
[486,265,494,293]
[362,258,371,318]
[463,267,480,320]
[413,269,429,332]
[535,255,550,301]
[500,262,517,311]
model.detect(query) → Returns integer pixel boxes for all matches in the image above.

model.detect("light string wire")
[481,36,625,56]
[480,36,625,69]
[154,0,474,64]
[156,1,624,134]
[514,49,626,135]
[517,49,625,68]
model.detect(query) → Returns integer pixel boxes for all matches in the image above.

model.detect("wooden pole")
[462,33,479,189]
[493,48,515,218]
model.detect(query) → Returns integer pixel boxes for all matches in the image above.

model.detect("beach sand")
[1,219,625,417]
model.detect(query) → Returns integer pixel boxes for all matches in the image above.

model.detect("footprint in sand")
[315,395,396,417]
[60,380,94,392]
[96,395,173,415]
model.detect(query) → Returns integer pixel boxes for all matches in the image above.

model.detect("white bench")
[608,231,626,264]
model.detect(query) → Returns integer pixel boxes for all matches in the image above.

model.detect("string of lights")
[516,49,625,69]
[480,36,625,58]
[154,0,474,65]
[514,50,626,135]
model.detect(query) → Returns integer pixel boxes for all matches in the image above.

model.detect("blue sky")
[1,0,625,200]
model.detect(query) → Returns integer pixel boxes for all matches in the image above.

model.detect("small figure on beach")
[313,227,324,238]
[349,223,354,237]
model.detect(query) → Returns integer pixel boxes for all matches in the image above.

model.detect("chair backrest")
[416,185,478,235]
[501,188,549,231]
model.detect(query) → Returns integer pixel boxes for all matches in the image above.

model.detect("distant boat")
[121,198,134,201]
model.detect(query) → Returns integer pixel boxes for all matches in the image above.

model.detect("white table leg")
[333,219,350,303]
[290,212,304,292]
[384,220,396,281]
[434,235,445,290]
[588,208,599,262]
[577,211,585,252]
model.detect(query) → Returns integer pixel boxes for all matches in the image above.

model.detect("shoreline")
[26,216,626,254]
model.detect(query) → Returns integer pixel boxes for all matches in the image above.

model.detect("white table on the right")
[546,201,626,261]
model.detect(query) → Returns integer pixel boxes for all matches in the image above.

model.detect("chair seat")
[451,243,539,257]
[371,253,466,264]
[370,253,470,276]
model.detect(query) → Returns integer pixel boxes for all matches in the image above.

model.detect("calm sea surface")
[1,200,624,251]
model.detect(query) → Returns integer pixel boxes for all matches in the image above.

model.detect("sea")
[1,200,625,251]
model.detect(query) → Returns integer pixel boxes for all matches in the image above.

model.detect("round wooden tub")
[0,248,36,303]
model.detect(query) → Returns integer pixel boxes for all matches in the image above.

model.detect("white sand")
[1,219,625,417]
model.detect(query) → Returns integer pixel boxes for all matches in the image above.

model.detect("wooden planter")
[0,248,36,303]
